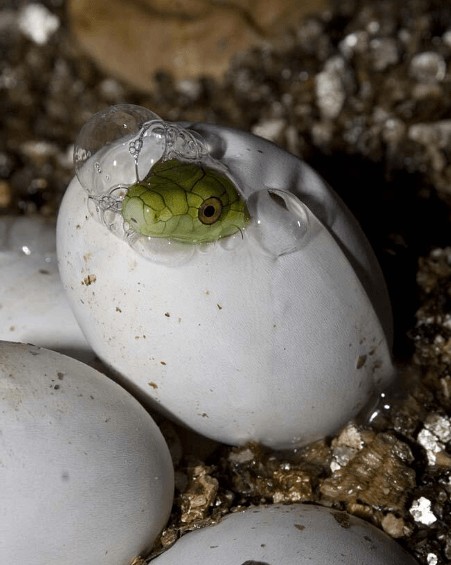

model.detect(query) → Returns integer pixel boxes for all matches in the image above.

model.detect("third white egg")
[151,503,418,564]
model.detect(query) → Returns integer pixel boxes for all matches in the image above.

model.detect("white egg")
[57,105,395,449]
[0,341,174,564]
[0,216,93,363]
[151,503,418,564]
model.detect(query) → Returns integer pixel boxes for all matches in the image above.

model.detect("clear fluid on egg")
[246,189,310,257]
[355,363,422,432]
[74,104,313,265]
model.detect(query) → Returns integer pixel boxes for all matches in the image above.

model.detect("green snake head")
[121,158,250,244]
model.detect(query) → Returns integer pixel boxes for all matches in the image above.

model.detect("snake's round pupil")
[199,197,222,225]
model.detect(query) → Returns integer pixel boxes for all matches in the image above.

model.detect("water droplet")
[247,189,310,257]
[197,242,214,254]
[218,231,246,251]
[127,233,195,266]
[86,196,98,219]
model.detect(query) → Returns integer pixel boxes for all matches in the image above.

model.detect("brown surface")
[69,0,327,90]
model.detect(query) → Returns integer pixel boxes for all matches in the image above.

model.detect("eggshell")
[57,122,395,449]
[0,216,93,363]
[151,503,418,564]
[187,122,393,345]
[0,341,174,564]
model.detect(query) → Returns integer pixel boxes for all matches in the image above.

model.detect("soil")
[2,1,451,563]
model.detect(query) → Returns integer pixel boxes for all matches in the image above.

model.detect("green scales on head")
[121,158,250,243]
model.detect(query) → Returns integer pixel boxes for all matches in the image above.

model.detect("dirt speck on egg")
[81,273,97,286]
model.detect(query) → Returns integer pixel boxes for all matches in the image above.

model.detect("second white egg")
[0,341,174,565]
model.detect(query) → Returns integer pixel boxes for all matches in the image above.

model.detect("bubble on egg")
[74,104,250,264]
[74,105,319,265]
[74,103,162,197]
[246,189,310,257]
[1,341,174,565]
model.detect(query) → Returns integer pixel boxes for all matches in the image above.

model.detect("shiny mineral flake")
[409,497,437,526]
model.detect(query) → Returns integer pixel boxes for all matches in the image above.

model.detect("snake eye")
[198,197,223,225]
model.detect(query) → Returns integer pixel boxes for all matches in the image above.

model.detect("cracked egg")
[57,105,395,449]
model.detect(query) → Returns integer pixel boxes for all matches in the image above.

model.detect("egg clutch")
[1,105,415,564]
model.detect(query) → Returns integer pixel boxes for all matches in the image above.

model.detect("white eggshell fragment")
[0,341,174,565]
[151,504,418,565]
[0,216,93,363]
[57,113,395,449]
